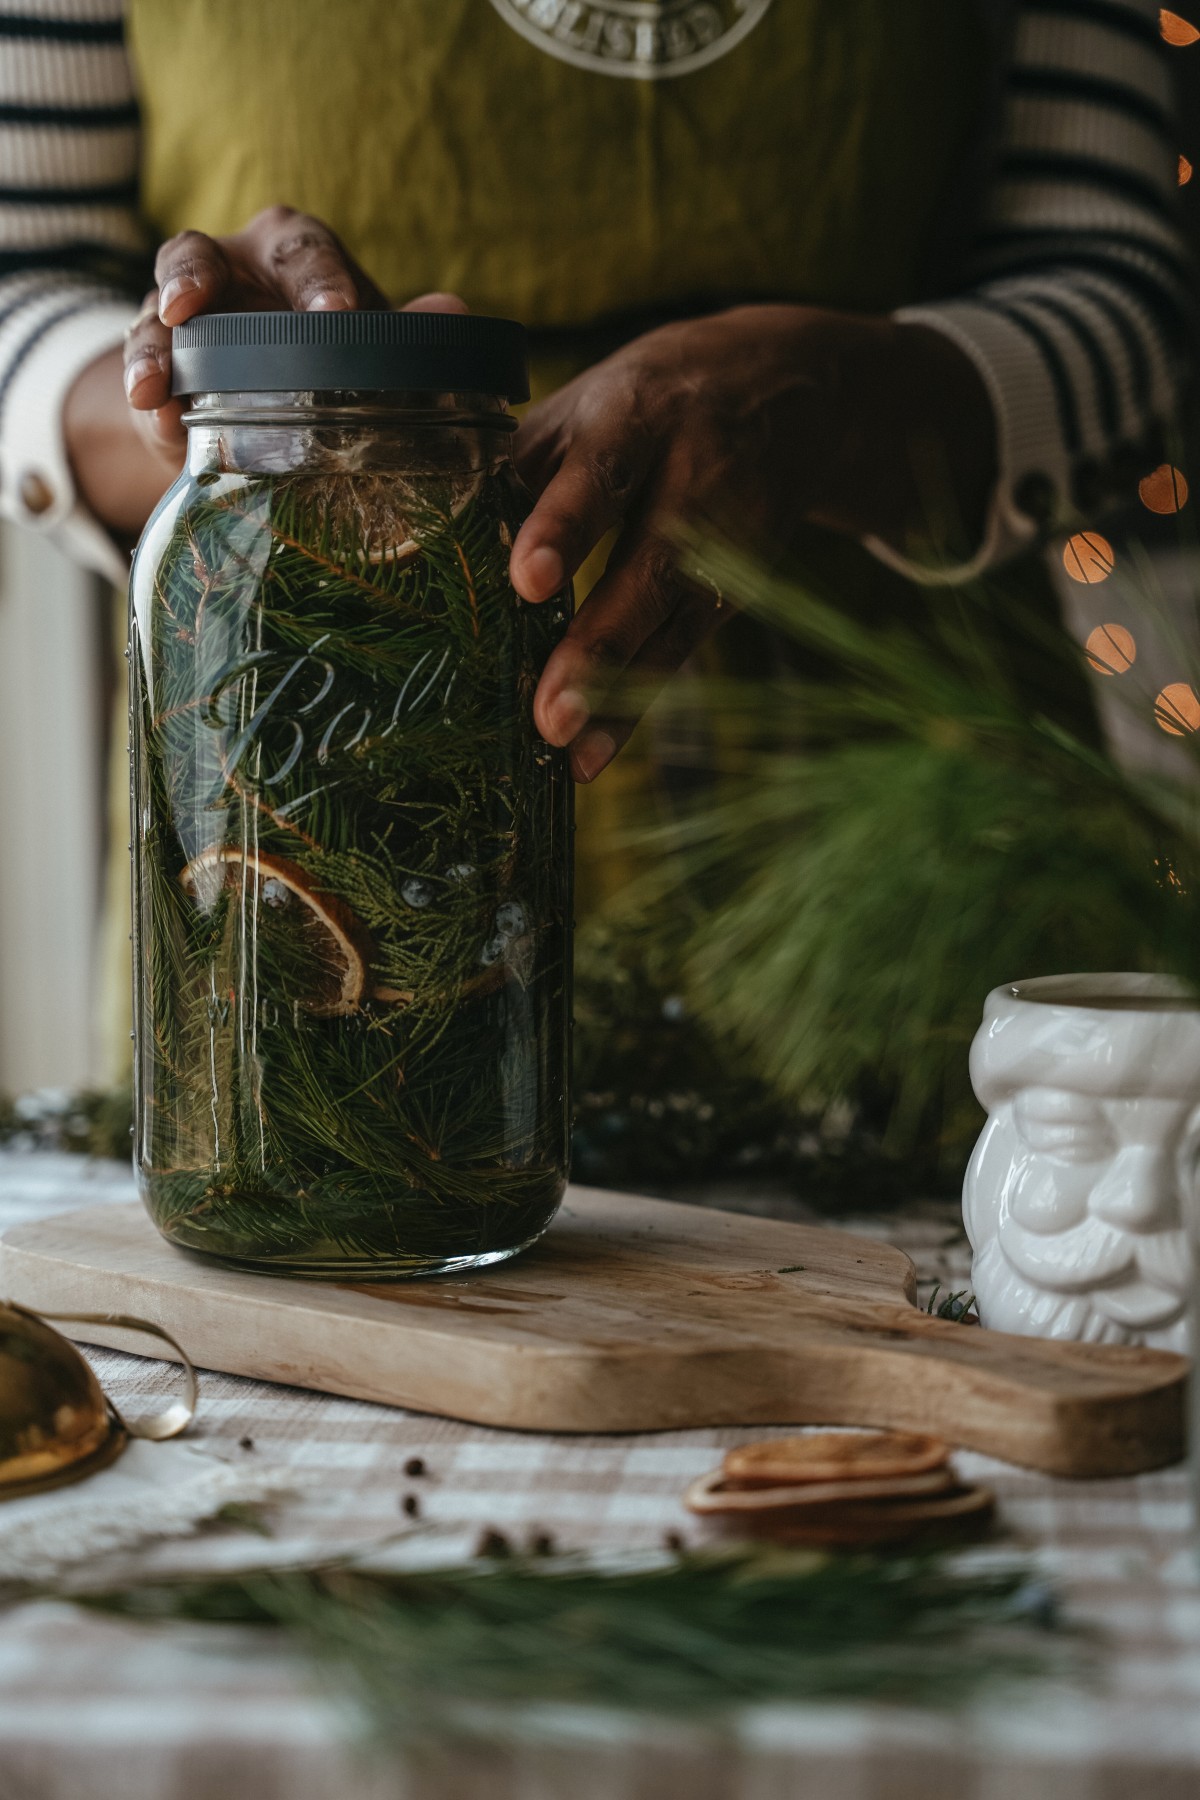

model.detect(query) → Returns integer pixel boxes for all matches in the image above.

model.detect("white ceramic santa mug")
[964,973,1200,1352]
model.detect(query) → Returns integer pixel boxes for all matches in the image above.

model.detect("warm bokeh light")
[1085,623,1137,675]
[1138,463,1189,513]
[1063,532,1115,583]
[1154,682,1200,735]
[1160,9,1200,44]
[1181,153,1194,184]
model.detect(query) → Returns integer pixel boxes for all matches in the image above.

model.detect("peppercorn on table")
[0,1151,1196,1800]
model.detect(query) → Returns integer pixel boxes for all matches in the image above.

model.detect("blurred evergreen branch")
[572,916,939,1198]
[623,534,1200,1161]
[0,1085,133,1159]
[68,1544,1078,1736]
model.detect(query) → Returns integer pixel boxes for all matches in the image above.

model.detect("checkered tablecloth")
[0,1151,1197,1800]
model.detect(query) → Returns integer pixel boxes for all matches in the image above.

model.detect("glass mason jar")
[129,312,572,1277]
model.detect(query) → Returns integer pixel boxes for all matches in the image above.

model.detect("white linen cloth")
[0,1439,295,1582]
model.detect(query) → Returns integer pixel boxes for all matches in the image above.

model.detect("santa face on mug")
[964,980,1200,1352]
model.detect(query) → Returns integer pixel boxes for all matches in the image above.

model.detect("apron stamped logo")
[489,0,774,79]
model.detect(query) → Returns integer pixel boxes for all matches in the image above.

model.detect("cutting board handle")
[777,1300,1188,1477]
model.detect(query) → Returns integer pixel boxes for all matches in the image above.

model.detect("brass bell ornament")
[0,1301,197,1500]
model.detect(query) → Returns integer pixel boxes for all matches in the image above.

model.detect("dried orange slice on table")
[683,1430,994,1550]
[722,1430,949,1487]
[686,1467,955,1515]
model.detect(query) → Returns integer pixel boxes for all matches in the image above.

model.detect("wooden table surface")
[0,1151,1197,1800]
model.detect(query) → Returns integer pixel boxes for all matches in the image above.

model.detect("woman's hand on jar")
[121,205,386,465]
[510,305,996,782]
[70,203,465,542]
[121,204,466,461]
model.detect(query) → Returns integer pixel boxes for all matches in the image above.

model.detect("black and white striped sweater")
[0,0,1190,586]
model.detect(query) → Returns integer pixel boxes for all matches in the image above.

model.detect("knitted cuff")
[862,299,1076,587]
[0,296,139,588]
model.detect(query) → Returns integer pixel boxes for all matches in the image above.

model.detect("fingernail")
[158,275,200,320]
[307,289,353,312]
[124,356,160,398]
[572,730,617,784]
[549,687,589,743]
[520,544,565,600]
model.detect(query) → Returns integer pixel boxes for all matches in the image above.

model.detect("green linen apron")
[129,0,984,328]
[100,0,992,1078]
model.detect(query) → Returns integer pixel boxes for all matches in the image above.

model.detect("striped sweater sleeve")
[0,0,144,584]
[871,0,1192,583]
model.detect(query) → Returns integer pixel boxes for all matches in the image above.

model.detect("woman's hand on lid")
[71,203,465,544]
[122,206,385,460]
[121,203,467,460]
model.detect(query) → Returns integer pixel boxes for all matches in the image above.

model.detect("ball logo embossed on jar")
[488,0,774,78]
[204,639,459,794]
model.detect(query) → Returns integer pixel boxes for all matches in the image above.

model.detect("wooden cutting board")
[0,1187,1187,1477]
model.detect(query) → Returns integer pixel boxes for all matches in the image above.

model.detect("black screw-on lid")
[171,310,530,403]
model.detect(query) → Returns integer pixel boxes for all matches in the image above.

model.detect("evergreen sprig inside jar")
[129,311,572,1277]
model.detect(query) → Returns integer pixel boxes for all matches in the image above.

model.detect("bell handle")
[26,1308,198,1440]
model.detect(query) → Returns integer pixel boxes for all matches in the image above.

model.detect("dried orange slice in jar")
[285,469,486,568]
[179,846,372,1017]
